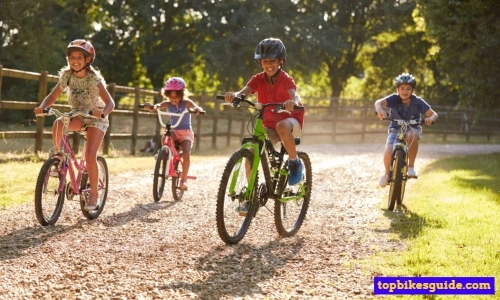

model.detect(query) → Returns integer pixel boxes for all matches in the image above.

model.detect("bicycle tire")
[388,149,405,211]
[216,149,258,244]
[172,151,184,201]
[274,151,312,237]
[34,157,65,226]
[80,156,109,219]
[153,148,168,202]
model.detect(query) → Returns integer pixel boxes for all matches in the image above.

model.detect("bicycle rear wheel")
[216,149,258,244]
[80,156,109,219]
[388,149,405,211]
[34,157,65,226]
[153,148,168,202]
[274,151,312,237]
[171,152,184,201]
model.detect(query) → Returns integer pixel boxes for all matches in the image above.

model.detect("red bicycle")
[140,104,205,201]
[34,109,109,225]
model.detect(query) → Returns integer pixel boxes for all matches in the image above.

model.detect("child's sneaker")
[379,174,389,187]
[288,158,303,186]
[407,167,418,178]
[236,202,249,216]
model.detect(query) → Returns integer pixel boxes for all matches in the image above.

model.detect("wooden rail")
[1,65,499,156]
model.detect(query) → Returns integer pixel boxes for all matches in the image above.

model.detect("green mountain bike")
[215,95,312,244]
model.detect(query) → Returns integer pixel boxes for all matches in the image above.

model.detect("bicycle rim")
[34,157,65,226]
[274,151,312,237]
[388,150,404,211]
[81,156,109,219]
[153,149,168,202]
[216,149,258,244]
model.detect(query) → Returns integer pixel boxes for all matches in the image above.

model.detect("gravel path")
[0,144,498,299]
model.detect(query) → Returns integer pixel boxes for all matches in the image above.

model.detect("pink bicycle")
[140,104,205,201]
[34,109,109,225]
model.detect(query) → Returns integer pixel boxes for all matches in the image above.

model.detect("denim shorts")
[386,126,421,145]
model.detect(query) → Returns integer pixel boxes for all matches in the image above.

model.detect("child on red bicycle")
[224,38,305,186]
[375,73,438,188]
[143,77,204,191]
[34,39,115,211]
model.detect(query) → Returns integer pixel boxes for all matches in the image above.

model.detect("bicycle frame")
[49,111,93,199]
[222,97,306,203]
[156,108,197,181]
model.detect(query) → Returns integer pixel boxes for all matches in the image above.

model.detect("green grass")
[367,153,500,299]
[0,156,155,207]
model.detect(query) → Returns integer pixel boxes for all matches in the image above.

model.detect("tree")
[417,0,500,109]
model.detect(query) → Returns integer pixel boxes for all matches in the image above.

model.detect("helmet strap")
[266,68,281,84]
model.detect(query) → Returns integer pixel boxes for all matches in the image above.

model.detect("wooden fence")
[1,65,499,156]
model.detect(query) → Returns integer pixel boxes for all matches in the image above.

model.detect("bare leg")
[276,120,296,160]
[180,140,191,183]
[52,118,83,152]
[406,130,419,168]
[383,144,392,175]
[85,127,105,206]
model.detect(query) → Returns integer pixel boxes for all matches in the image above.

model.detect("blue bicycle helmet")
[395,73,416,88]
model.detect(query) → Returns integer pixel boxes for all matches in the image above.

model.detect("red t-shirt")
[247,70,305,129]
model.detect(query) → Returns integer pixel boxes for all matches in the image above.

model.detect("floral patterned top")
[58,68,106,111]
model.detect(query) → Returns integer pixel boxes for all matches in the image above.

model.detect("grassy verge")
[0,155,192,207]
[366,153,500,298]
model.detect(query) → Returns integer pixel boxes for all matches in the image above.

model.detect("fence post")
[103,83,115,155]
[443,106,450,142]
[35,71,48,154]
[361,105,368,142]
[331,97,338,143]
[154,89,162,152]
[131,86,140,155]
[194,95,204,152]
[212,101,219,148]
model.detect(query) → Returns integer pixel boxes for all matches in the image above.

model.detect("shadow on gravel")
[159,238,304,299]
[100,201,179,227]
[0,224,77,261]
[377,208,445,240]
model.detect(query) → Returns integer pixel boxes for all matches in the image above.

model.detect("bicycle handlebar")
[36,108,103,119]
[139,104,205,128]
[216,94,305,112]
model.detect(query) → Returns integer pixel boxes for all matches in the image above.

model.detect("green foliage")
[1,0,499,118]
[417,0,500,109]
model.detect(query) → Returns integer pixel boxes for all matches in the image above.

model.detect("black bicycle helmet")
[395,73,416,88]
[254,38,287,63]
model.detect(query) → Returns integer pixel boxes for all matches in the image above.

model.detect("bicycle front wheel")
[388,149,405,211]
[153,148,168,202]
[34,157,65,226]
[216,149,258,244]
[81,156,109,219]
[274,151,312,237]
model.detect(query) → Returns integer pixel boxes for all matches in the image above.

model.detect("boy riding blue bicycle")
[223,38,305,187]
[375,73,438,188]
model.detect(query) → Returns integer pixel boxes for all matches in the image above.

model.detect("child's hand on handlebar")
[33,106,45,116]
[376,109,387,120]
[224,92,238,103]
[284,100,296,111]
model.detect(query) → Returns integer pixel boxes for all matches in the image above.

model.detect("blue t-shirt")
[385,94,431,130]
[167,100,191,130]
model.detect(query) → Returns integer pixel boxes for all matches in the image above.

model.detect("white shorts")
[264,118,301,145]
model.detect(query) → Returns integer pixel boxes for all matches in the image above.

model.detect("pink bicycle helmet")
[66,39,96,64]
[164,77,186,91]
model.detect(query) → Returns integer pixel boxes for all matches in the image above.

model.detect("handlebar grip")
[216,95,225,100]
[138,104,146,108]
[293,105,305,110]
